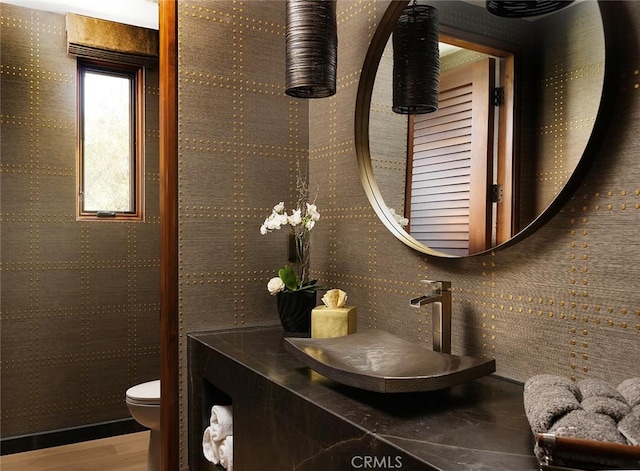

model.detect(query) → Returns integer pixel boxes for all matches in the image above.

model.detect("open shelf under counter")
[188,326,539,471]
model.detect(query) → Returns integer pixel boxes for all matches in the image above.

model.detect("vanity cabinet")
[189,326,539,470]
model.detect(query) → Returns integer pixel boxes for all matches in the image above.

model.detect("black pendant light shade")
[486,1,574,18]
[392,3,440,115]
[285,0,337,98]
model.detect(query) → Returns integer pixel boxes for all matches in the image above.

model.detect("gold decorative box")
[311,306,357,338]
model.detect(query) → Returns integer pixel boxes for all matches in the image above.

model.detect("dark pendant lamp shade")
[392,3,440,115]
[486,1,574,18]
[285,0,337,98]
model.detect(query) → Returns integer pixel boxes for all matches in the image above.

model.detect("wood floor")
[0,431,149,471]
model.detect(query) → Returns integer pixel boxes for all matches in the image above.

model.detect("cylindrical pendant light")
[392,3,440,114]
[486,1,574,18]
[285,0,337,98]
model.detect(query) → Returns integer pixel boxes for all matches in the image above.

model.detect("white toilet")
[126,380,161,471]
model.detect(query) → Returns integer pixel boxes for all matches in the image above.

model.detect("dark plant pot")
[276,290,316,336]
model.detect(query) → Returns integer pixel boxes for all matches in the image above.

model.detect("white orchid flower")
[261,197,321,295]
[277,212,289,226]
[265,213,286,231]
[304,219,316,231]
[260,214,275,234]
[306,203,320,221]
[288,209,302,226]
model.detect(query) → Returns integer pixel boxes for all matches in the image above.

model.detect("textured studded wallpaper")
[174,1,639,468]
[0,4,160,439]
[309,0,639,383]
[176,1,308,467]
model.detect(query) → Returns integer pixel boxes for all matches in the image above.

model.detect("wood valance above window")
[65,14,158,67]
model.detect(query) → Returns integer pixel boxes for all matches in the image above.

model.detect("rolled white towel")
[210,405,233,441]
[218,435,233,471]
[202,426,220,464]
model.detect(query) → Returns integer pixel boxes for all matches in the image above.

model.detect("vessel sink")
[284,330,496,393]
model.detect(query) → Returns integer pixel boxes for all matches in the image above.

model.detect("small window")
[77,60,144,220]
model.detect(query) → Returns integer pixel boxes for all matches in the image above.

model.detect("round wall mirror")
[356,0,614,257]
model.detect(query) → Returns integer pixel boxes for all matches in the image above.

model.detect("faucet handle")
[420,280,451,292]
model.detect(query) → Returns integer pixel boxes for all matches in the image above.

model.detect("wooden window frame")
[77,59,145,221]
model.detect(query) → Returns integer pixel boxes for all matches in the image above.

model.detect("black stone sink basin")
[284,330,496,393]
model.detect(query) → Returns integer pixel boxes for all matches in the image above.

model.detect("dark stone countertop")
[189,326,540,471]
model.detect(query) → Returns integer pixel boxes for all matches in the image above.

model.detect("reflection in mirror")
[363,0,606,256]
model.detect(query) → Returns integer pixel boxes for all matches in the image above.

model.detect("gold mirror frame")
[355,0,617,258]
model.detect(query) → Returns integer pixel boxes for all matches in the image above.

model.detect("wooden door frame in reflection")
[414,30,518,250]
[406,57,497,255]
[437,27,519,246]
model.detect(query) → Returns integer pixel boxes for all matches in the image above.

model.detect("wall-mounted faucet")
[410,280,452,354]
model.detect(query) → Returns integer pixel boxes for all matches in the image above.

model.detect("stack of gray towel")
[524,375,640,468]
